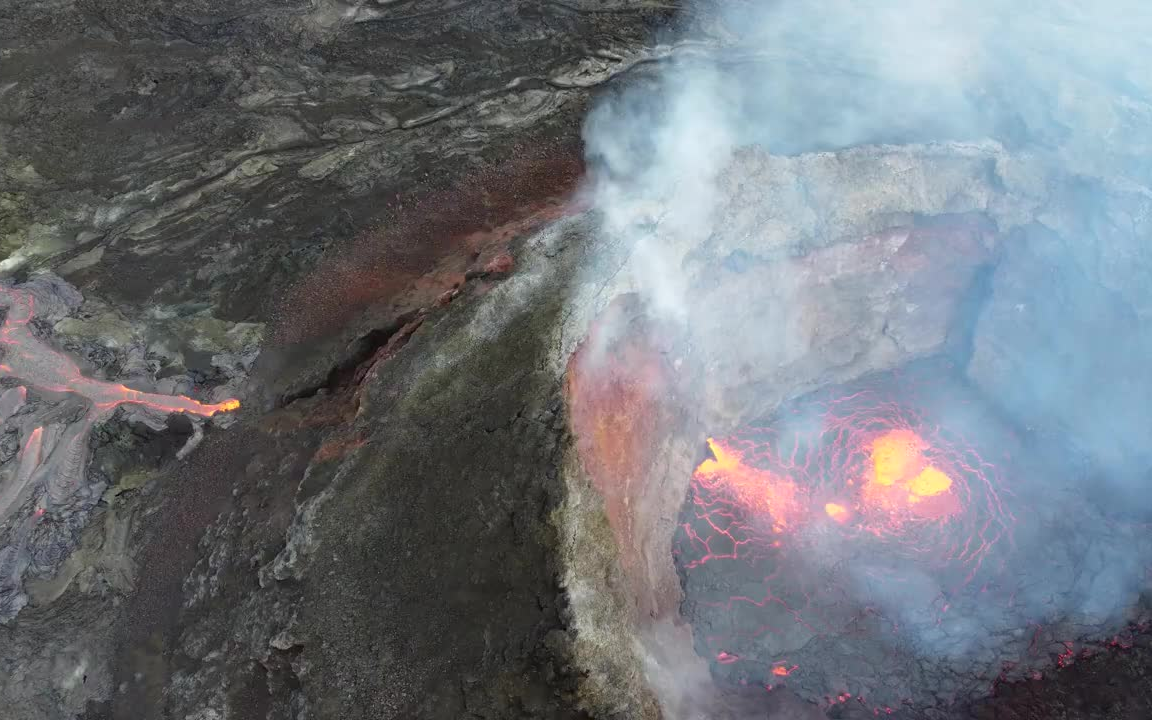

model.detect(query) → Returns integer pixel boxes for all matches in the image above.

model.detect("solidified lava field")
[674,359,1152,715]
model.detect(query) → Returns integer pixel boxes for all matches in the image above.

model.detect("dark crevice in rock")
[277,308,423,407]
[229,659,274,720]
[276,257,521,409]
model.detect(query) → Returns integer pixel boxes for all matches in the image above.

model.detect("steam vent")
[5,2,1152,720]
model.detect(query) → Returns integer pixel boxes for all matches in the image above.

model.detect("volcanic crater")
[562,142,1152,718]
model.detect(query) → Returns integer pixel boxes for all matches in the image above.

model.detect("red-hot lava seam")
[989,620,1152,692]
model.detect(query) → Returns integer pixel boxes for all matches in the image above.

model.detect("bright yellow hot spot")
[824,502,849,523]
[861,429,959,519]
[698,437,737,475]
[909,466,952,497]
[870,429,927,486]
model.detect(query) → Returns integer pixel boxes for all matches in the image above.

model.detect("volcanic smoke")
[673,364,1046,710]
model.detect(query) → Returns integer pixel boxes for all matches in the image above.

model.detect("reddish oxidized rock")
[483,252,514,275]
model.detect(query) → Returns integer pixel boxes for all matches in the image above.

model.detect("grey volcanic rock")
[0,1,673,718]
[114,220,603,719]
[3,1,1152,720]
[0,0,671,320]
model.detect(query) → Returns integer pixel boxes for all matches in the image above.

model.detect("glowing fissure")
[0,285,240,524]
[0,426,45,522]
[694,438,806,532]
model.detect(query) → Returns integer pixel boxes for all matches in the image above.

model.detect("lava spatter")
[693,438,807,532]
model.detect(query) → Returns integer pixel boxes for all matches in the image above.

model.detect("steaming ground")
[2,0,1151,717]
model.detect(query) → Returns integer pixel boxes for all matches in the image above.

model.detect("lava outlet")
[672,361,1152,712]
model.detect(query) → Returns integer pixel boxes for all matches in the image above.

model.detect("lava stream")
[0,287,240,417]
[0,285,241,523]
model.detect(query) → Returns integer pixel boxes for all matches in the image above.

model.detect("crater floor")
[677,359,1152,716]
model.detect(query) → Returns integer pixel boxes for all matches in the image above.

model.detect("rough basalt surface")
[1,0,671,716]
[3,1,1152,719]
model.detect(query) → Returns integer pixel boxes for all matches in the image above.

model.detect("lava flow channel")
[0,287,239,417]
[676,370,1016,685]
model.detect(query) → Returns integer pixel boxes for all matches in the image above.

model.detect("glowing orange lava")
[691,427,962,540]
[910,466,953,497]
[824,502,850,523]
[870,429,928,487]
[0,285,241,524]
[694,438,807,531]
[676,364,1028,710]
[684,397,1008,569]
[678,366,1016,692]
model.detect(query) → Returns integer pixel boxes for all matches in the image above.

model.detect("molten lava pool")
[674,361,1152,714]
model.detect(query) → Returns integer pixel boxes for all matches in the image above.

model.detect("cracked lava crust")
[674,360,1152,715]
